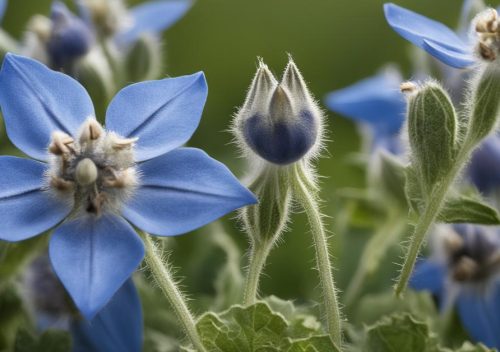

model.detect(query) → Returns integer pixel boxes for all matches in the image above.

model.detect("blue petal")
[467,136,500,194]
[0,156,71,242]
[71,279,143,352]
[105,72,208,162]
[457,288,500,348]
[0,54,95,161]
[423,39,476,69]
[49,214,144,320]
[116,0,192,45]
[409,259,446,295]
[324,70,406,135]
[0,0,7,23]
[122,147,257,236]
[384,3,472,65]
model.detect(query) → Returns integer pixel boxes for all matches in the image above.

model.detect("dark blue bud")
[236,58,322,165]
[47,2,94,69]
[467,136,500,194]
[243,109,318,165]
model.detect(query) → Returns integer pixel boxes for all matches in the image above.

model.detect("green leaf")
[407,82,457,194]
[467,64,500,144]
[14,329,71,352]
[0,235,47,284]
[192,301,339,352]
[437,195,500,224]
[404,165,424,216]
[362,313,441,352]
[378,151,408,207]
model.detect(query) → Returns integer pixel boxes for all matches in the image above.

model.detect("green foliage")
[437,195,500,224]
[186,300,339,352]
[407,82,457,195]
[378,152,407,207]
[467,64,500,144]
[14,329,71,352]
[361,313,495,352]
[0,236,47,284]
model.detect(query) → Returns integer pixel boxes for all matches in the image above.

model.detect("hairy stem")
[395,147,471,296]
[292,164,342,348]
[243,240,274,305]
[141,234,206,352]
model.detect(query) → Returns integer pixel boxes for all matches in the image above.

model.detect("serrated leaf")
[362,313,442,352]
[192,301,339,352]
[437,195,500,224]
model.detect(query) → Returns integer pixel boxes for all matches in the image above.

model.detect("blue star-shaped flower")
[324,69,406,154]
[0,53,256,320]
[411,224,500,348]
[384,3,476,69]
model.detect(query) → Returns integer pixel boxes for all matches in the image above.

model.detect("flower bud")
[47,2,94,70]
[235,58,322,165]
[474,8,500,62]
[405,81,458,194]
[125,34,163,82]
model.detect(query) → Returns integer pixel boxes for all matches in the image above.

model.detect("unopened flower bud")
[47,2,94,69]
[125,34,163,82]
[235,58,322,165]
[75,158,98,186]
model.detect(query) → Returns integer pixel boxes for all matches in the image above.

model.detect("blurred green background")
[1,0,464,311]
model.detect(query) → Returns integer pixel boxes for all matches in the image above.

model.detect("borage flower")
[0,53,256,319]
[324,68,406,155]
[411,224,500,348]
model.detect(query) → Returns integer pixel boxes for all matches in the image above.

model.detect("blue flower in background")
[26,256,142,352]
[0,0,6,23]
[0,53,256,320]
[384,3,476,68]
[324,68,406,155]
[47,2,94,69]
[75,0,192,46]
[411,224,500,348]
[467,135,500,194]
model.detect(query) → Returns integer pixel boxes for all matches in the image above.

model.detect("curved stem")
[292,164,342,348]
[395,147,471,296]
[345,212,406,306]
[243,240,273,306]
[141,234,206,352]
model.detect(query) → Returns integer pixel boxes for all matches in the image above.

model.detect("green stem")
[292,164,342,348]
[395,146,472,296]
[345,212,406,306]
[243,240,273,306]
[141,234,206,352]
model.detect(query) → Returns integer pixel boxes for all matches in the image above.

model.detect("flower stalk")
[243,239,274,306]
[141,234,206,352]
[291,163,342,347]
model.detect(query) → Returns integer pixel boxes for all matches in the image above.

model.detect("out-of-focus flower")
[25,256,143,352]
[384,3,477,68]
[467,135,500,194]
[324,68,406,155]
[0,54,256,320]
[76,0,192,46]
[46,2,94,69]
[233,57,323,165]
[411,224,500,348]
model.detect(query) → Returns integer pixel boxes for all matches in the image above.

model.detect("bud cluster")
[233,57,323,166]
[47,118,138,217]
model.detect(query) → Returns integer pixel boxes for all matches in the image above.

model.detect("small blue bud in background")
[467,135,500,194]
[47,2,94,69]
[235,58,323,165]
